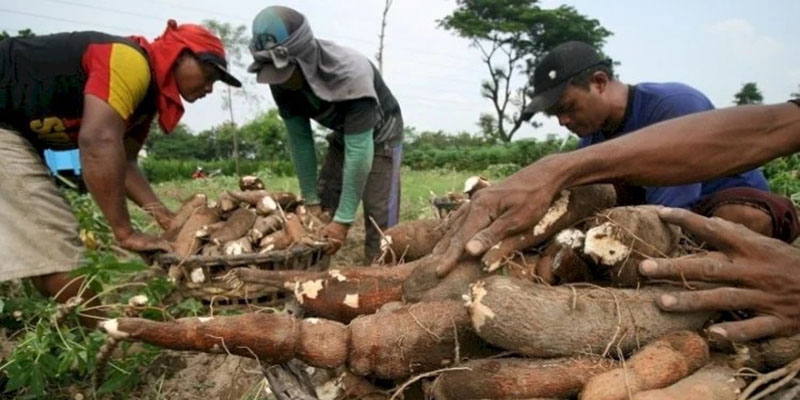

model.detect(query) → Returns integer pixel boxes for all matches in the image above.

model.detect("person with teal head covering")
[248,6,404,263]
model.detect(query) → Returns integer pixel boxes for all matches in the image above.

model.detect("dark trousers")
[318,137,403,263]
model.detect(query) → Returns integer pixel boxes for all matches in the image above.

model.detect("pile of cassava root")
[100,177,800,399]
[157,175,329,297]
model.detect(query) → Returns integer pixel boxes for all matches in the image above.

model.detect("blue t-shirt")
[578,82,769,208]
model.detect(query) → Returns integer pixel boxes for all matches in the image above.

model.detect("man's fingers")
[435,206,493,277]
[466,214,524,257]
[657,207,743,250]
[708,315,789,343]
[638,254,746,284]
[656,287,766,312]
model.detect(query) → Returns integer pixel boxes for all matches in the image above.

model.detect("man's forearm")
[284,116,320,204]
[543,103,800,191]
[334,130,374,224]
[80,132,133,238]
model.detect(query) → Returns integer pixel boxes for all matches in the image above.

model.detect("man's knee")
[694,187,800,242]
[711,204,773,237]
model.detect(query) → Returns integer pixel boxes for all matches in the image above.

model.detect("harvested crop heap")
[158,175,329,303]
[100,177,799,399]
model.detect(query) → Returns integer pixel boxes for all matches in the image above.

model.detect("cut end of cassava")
[532,190,570,235]
[190,268,206,283]
[555,228,586,249]
[466,281,496,331]
[583,222,630,265]
[256,195,278,215]
[463,176,490,197]
[99,319,129,339]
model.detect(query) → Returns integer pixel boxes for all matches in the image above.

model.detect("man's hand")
[116,230,173,254]
[428,162,564,277]
[144,203,175,231]
[639,207,800,342]
[306,204,332,224]
[322,221,350,255]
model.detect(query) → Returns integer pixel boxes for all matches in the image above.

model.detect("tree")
[733,82,764,105]
[0,28,35,41]
[376,0,393,74]
[202,20,254,175]
[791,84,799,98]
[439,0,612,142]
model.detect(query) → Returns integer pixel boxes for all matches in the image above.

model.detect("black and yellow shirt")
[0,31,156,151]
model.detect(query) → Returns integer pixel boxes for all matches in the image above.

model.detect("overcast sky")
[2,0,798,140]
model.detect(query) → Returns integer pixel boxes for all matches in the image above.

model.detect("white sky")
[2,0,798,140]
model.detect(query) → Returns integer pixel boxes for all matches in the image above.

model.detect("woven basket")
[155,242,329,307]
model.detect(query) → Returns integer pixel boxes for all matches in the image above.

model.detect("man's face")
[174,54,219,103]
[546,82,608,137]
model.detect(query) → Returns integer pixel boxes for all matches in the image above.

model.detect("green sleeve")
[334,130,374,224]
[283,116,320,205]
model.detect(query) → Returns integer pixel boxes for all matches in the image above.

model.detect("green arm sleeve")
[283,116,320,205]
[334,130,374,224]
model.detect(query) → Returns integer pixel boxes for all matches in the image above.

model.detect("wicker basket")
[155,242,329,307]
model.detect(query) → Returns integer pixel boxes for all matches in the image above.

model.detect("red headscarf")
[130,20,228,133]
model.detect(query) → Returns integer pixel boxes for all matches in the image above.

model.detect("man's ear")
[592,70,611,93]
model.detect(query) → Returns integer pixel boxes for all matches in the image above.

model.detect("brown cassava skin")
[379,219,448,263]
[348,300,494,379]
[105,301,488,380]
[481,184,616,271]
[163,194,207,241]
[250,215,283,241]
[259,230,293,251]
[432,356,617,400]
[631,365,744,400]
[536,242,594,285]
[469,276,711,358]
[283,212,305,243]
[217,191,238,213]
[584,206,681,287]
[171,206,220,258]
[106,314,301,364]
[725,333,800,371]
[209,207,257,244]
[296,318,349,369]
[270,191,300,210]
[233,261,418,322]
[580,331,709,400]
[505,253,540,282]
[336,371,388,400]
[414,258,487,302]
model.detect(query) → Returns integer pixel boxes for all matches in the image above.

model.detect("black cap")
[197,52,242,88]
[521,41,608,120]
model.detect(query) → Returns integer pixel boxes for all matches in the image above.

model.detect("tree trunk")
[376,0,392,74]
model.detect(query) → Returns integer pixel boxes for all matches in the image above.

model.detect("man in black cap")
[520,41,795,240]
[247,6,404,263]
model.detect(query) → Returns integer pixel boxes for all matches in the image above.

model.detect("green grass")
[132,167,481,233]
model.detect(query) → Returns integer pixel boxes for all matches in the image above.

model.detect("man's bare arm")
[559,102,800,189]
[123,136,174,230]
[79,95,171,253]
[431,102,800,275]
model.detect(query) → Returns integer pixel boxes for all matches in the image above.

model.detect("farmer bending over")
[0,21,241,325]
[248,6,404,263]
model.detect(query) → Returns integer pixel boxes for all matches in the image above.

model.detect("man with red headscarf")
[0,21,240,325]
